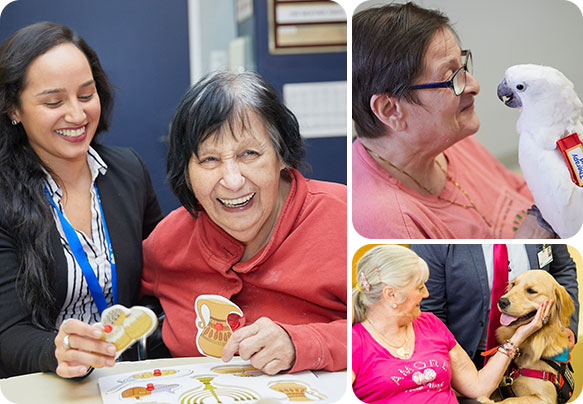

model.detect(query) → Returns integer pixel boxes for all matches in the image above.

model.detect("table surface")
[0,357,347,404]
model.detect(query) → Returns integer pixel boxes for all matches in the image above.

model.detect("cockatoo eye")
[515,83,527,92]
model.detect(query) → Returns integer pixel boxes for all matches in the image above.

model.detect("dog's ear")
[553,282,575,327]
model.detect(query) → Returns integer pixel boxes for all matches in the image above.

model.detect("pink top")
[352,312,458,404]
[352,136,534,238]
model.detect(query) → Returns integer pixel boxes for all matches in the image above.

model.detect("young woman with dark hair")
[0,22,163,378]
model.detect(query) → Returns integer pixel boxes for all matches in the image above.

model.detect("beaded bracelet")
[497,339,520,359]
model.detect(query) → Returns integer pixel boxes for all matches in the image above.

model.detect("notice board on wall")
[268,0,346,54]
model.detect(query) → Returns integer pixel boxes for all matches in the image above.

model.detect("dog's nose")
[498,297,510,310]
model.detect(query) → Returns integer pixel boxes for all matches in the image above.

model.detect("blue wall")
[239,0,347,185]
[1,0,347,213]
[0,0,190,214]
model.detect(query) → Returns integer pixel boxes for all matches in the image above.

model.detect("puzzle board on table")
[98,360,343,404]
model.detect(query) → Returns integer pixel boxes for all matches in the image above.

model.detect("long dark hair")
[0,22,114,329]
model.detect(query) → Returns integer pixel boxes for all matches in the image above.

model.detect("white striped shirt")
[44,147,114,327]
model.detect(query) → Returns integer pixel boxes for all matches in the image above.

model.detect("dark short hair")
[167,70,306,216]
[0,21,114,138]
[352,2,454,138]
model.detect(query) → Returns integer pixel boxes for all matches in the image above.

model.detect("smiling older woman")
[351,245,551,403]
[352,2,550,239]
[140,71,347,375]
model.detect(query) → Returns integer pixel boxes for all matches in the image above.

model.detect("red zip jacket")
[141,169,347,372]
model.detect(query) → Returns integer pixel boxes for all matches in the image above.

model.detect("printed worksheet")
[98,360,345,404]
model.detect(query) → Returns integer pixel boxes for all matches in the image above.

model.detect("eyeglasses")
[407,50,473,96]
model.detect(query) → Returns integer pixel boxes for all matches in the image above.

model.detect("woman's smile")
[10,43,100,165]
[217,193,256,209]
[188,110,288,255]
[55,124,87,142]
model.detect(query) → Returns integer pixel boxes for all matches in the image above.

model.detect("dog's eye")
[526,288,537,294]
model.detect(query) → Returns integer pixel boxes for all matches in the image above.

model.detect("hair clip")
[374,266,382,282]
[360,272,371,292]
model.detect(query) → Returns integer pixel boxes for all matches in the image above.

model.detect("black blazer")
[0,145,163,377]
[412,244,579,360]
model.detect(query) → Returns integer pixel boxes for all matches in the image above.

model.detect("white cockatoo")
[497,64,583,238]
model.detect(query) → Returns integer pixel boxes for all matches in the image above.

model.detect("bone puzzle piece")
[98,304,158,357]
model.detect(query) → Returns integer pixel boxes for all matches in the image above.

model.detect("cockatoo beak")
[497,78,522,108]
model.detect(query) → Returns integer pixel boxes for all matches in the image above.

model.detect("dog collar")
[511,366,557,384]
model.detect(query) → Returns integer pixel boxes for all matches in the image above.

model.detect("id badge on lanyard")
[537,244,553,268]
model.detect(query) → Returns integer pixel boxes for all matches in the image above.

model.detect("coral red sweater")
[141,169,347,372]
[352,137,533,238]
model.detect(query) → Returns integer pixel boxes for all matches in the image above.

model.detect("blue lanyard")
[44,183,118,314]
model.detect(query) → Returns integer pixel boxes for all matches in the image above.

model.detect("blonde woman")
[352,245,551,403]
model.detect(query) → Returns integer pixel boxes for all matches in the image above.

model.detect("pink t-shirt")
[352,136,534,238]
[352,312,458,404]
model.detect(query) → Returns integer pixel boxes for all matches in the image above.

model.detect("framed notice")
[283,81,346,138]
[268,0,347,54]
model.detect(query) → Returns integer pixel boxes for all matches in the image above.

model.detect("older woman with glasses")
[352,2,548,239]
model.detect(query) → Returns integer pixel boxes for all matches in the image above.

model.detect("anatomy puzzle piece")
[269,380,327,401]
[194,295,243,358]
[106,368,194,394]
[97,304,158,357]
[211,364,263,377]
[180,375,259,404]
[121,383,179,400]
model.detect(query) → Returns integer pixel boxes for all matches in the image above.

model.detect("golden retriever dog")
[485,270,575,404]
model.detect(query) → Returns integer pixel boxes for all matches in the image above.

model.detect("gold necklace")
[367,319,411,358]
[363,145,492,228]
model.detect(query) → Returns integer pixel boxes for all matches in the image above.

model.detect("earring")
[11,119,18,126]
[392,303,398,309]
